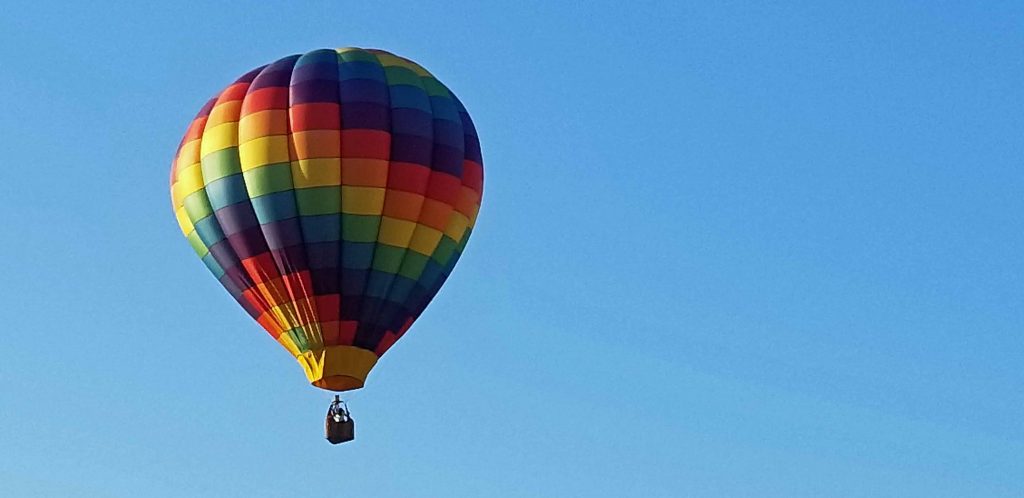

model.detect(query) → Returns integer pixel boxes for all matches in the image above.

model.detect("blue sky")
[1,1,1022,496]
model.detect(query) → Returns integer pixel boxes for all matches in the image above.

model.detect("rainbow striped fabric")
[169,48,483,391]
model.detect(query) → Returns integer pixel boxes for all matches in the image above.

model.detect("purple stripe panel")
[216,203,260,236]
[226,226,269,260]
[249,55,300,90]
[339,79,389,105]
[431,144,464,176]
[341,102,390,131]
[390,134,433,165]
[261,218,304,250]
[291,79,340,104]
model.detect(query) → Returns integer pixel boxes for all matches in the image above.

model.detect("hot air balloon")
[168,48,483,443]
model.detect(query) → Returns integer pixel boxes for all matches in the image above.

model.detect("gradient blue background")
[1,1,1021,497]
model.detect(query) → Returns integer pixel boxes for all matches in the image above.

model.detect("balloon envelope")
[169,48,483,391]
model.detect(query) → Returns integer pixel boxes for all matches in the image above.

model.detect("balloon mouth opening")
[314,375,365,392]
[297,345,379,392]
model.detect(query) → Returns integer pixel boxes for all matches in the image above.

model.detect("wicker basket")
[326,416,355,444]
[325,397,355,444]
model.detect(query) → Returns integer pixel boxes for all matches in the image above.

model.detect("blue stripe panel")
[339,61,386,82]
[341,242,374,269]
[205,174,249,211]
[300,214,342,243]
[202,252,225,278]
[251,190,298,223]
[388,85,431,113]
[193,215,226,246]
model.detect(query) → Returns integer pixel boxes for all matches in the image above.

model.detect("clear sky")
[1,1,1022,497]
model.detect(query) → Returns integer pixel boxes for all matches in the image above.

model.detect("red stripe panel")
[290,103,341,132]
[241,87,290,115]
[341,130,390,159]
[425,172,462,204]
[387,162,431,194]
[462,160,483,194]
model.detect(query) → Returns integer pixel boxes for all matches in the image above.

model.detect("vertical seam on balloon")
[242,55,317,352]
[413,90,478,322]
[285,51,337,353]
[172,106,213,266]
[268,56,315,348]
[361,51,435,343]
[413,79,472,324]
[368,56,444,340]
[349,49,393,350]
[232,58,307,348]
[225,72,292,332]
[195,78,288,338]
[333,48,347,347]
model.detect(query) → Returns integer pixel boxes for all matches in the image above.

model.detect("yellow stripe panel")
[176,163,205,198]
[467,202,481,227]
[377,217,417,247]
[170,169,200,207]
[374,52,432,76]
[277,333,301,357]
[341,186,385,214]
[444,211,470,241]
[206,100,243,128]
[239,135,291,170]
[293,158,341,188]
[176,140,201,172]
[174,206,194,235]
[408,224,443,256]
[239,110,288,143]
[170,181,184,209]
[200,122,239,156]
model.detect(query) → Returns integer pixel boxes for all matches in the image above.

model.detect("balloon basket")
[325,395,355,444]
